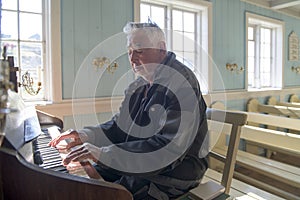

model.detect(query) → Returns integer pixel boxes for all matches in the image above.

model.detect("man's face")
[127,30,164,81]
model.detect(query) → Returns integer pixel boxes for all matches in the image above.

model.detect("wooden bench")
[268,96,300,109]
[210,102,300,199]
[243,112,300,157]
[178,108,284,199]
[213,146,300,199]
[247,98,300,119]
[290,94,300,103]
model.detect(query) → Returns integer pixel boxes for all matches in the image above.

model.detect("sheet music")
[4,106,41,150]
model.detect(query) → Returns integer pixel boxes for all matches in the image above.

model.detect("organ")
[0,109,133,200]
[0,54,132,200]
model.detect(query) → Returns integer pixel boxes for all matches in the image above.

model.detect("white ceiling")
[245,0,300,18]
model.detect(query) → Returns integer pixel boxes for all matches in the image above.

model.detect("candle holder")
[291,66,300,74]
[226,63,244,74]
[92,57,118,74]
[20,71,42,96]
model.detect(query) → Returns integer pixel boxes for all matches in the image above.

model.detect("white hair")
[123,22,166,49]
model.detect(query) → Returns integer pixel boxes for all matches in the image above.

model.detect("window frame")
[134,0,213,94]
[246,12,284,91]
[0,0,62,103]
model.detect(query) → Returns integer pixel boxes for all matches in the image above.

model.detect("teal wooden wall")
[211,0,300,90]
[58,0,300,128]
[60,0,300,100]
[61,0,134,99]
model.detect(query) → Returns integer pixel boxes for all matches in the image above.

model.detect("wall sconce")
[291,66,300,74]
[226,63,244,74]
[92,57,118,74]
[19,71,42,95]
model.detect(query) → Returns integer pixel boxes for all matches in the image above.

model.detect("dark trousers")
[94,165,158,200]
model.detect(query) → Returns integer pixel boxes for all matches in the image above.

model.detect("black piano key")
[34,151,43,165]
[32,128,72,176]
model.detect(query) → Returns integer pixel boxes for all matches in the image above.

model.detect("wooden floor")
[235,152,300,197]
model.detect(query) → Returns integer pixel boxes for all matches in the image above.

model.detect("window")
[1,0,51,101]
[246,12,284,90]
[136,0,212,93]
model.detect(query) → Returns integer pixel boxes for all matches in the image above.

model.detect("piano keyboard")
[33,126,102,180]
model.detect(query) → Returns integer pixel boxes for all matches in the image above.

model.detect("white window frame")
[134,0,213,94]
[49,0,62,103]
[0,0,62,103]
[246,12,284,91]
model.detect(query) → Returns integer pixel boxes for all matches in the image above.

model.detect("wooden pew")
[267,96,300,119]
[289,94,300,103]
[268,96,300,108]
[243,112,300,157]
[210,102,300,199]
[179,108,283,200]
[247,98,300,118]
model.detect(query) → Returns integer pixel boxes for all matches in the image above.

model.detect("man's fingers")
[63,146,87,165]
[72,152,94,162]
[48,134,69,147]
[48,130,78,147]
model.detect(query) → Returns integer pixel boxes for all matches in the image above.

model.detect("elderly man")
[49,22,208,200]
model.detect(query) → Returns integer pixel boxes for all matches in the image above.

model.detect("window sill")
[247,87,282,92]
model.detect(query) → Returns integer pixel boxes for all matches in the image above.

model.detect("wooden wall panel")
[61,0,134,99]
[212,0,300,91]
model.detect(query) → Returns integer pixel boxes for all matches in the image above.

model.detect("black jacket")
[81,51,208,182]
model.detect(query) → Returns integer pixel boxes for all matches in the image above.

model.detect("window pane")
[248,73,254,87]
[140,4,151,22]
[260,58,270,73]
[261,72,270,87]
[1,11,18,40]
[248,41,254,57]
[20,13,42,41]
[261,28,271,43]
[174,51,184,63]
[172,10,183,31]
[2,0,17,10]
[184,32,194,52]
[248,57,254,73]
[261,43,270,58]
[173,31,183,51]
[151,6,165,29]
[20,42,42,70]
[20,0,42,13]
[183,12,194,32]
[248,27,254,40]
[184,52,195,68]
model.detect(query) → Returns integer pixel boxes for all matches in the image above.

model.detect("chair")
[177,108,247,199]
[206,108,248,194]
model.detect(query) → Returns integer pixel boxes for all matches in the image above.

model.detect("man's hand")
[63,143,101,165]
[48,129,88,150]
